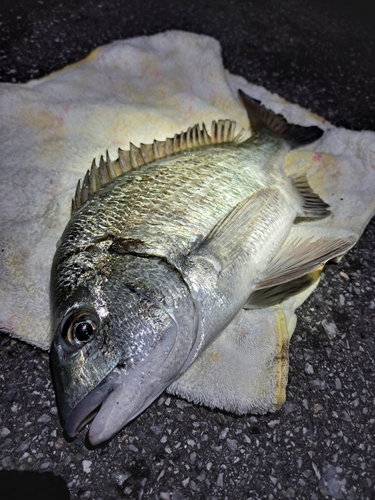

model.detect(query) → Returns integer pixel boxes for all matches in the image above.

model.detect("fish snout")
[87,325,190,445]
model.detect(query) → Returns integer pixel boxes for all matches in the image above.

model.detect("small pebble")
[2,457,13,468]
[150,425,164,436]
[305,363,314,375]
[0,427,11,437]
[219,428,228,439]
[267,420,279,429]
[322,319,338,339]
[175,400,191,409]
[82,460,92,473]
[313,404,323,414]
[226,438,238,451]
[157,470,165,482]
[216,472,224,487]
[114,472,131,486]
[37,413,51,424]
[181,477,190,487]
[50,406,58,415]
[216,412,226,425]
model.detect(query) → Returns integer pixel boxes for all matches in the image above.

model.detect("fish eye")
[62,311,98,348]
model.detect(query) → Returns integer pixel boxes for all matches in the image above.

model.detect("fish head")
[50,250,196,445]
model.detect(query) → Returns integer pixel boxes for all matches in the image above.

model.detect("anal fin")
[246,272,318,309]
[255,229,356,289]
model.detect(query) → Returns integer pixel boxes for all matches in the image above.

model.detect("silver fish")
[50,90,355,445]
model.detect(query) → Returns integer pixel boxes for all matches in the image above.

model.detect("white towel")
[1,31,374,413]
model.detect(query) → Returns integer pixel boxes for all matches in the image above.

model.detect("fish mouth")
[64,363,172,446]
[64,367,123,442]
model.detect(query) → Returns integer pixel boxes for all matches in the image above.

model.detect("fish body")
[50,91,353,444]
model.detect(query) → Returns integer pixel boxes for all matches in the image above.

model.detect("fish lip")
[64,366,122,439]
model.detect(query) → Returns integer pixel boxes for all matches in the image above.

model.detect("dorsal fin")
[71,119,244,214]
[238,89,324,148]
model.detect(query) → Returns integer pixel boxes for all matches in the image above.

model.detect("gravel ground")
[1,1,375,499]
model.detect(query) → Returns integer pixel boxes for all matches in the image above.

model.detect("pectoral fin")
[190,188,292,270]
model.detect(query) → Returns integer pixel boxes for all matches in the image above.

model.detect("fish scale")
[59,137,290,264]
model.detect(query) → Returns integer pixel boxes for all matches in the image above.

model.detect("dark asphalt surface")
[1,1,375,499]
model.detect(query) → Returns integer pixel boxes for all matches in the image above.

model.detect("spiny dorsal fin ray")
[71,119,243,214]
[130,142,144,167]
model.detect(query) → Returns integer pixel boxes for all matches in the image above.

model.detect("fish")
[50,90,355,445]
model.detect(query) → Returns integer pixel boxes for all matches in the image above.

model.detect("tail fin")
[238,89,323,148]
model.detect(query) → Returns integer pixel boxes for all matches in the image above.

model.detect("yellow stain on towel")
[274,309,289,410]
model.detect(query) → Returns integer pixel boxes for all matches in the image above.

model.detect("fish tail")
[238,89,323,148]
